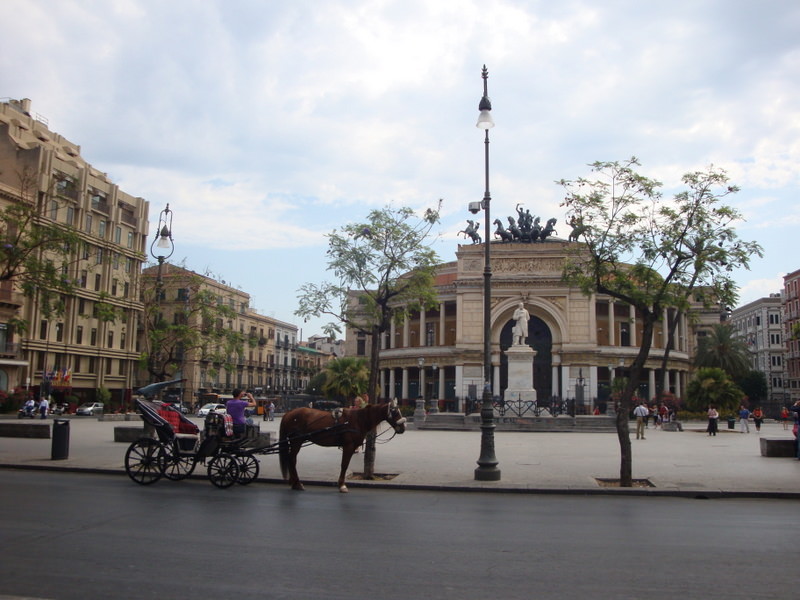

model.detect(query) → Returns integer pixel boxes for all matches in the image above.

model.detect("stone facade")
[349,239,715,412]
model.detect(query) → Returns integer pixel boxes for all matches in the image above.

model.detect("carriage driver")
[227,389,256,437]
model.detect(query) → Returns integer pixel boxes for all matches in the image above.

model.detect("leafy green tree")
[559,158,762,486]
[139,266,246,383]
[0,167,81,322]
[321,357,369,403]
[305,372,327,396]
[685,367,744,414]
[694,323,752,375]
[296,203,441,477]
[734,369,767,404]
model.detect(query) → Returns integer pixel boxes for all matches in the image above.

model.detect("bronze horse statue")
[493,219,513,242]
[279,399,406,493]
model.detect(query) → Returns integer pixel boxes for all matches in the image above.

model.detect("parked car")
[76,402,104,416]
[163,402,190,414]
[197,403,226,417]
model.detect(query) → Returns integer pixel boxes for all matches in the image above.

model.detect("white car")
[197,403,226,417]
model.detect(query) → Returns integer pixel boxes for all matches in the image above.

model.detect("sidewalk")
[1,416,798,497]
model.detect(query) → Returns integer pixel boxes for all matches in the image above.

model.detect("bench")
[759,437,797,458]
[0,422,51,438]
[114,426,147,443]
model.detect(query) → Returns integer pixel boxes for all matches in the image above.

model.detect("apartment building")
[0,98,148,406]
[783,269,800,405]
[730,293,787,412]
[138,264,300,405]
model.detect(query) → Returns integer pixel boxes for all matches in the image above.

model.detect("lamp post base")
[474,465,502,481]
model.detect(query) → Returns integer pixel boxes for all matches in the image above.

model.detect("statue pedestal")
[503,345,537,404]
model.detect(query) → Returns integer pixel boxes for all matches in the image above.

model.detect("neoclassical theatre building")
[348,238,717,412]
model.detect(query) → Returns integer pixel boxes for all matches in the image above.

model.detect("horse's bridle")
[386,402,406,433]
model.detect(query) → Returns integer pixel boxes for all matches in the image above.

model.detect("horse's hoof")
[339,485,349,493]
[291,483,305,491]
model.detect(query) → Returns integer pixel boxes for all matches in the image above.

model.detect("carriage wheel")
[236,455,260,485]
[124,438,166,485]
[207,453,240,489]
[163,444,197,481]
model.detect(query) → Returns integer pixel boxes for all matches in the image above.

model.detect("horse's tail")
[278,413,291,480]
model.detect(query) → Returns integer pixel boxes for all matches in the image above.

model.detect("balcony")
[0,342,23,359]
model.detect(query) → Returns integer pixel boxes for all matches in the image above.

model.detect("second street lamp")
[474,65,501,482]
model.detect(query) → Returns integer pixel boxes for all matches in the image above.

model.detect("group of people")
[22,396,50,419]
[632,401,674,439]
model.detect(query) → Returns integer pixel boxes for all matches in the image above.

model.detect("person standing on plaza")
[38,395,49,419]
[738,405,751,433]
[707,405,719,436]
[791,401,800,459]
[781,406,790,430]
[226,389,255,437]
[267,400,275,421]
[650,404,659,429]
[751,406,764,433]
[633,400,648,440]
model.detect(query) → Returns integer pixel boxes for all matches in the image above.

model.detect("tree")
[685,367,744,414]
[694,323,752,375]
[321,357,369,403]
[734,370,768,405]
[296,203,441,477]
[0,167,81,323]
[139,265,246,383]
[559,158,762,486]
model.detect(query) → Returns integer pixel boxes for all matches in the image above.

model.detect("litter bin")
[727,417,736,430]
[51,419,70,460]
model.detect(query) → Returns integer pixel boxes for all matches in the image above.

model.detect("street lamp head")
[150,203,175,261]
[476,64,494,129]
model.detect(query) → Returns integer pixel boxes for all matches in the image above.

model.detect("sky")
[3,0,799,337]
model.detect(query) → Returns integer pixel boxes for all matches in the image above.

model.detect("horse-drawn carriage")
[124,397,407,492]
[124,397,270,488]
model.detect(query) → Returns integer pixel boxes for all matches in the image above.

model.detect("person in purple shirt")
[226,389,255,436]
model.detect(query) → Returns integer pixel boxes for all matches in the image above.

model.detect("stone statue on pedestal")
[512,301,530,346]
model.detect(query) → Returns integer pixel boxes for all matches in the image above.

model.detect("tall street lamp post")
[474,65,501,482]
[149,204,175,386]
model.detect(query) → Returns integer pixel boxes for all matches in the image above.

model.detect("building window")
[49,199,58,220]
[76,325,83,344]
[123,281,130,298]
[55,322,63,342]
[85,213,93,234]
[90,328,97,346]
[111,279,118,296]
[66,206,75,226]
[127,232,134,249]
[74,356,81,373]
[94,273,101,291]
[114,226,122,244]
[39,320,48,340]
[107,330,114,348]
[98,220,106,239]
[121,332,126,349]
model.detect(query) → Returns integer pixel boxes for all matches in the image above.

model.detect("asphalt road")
[0,470,794,600]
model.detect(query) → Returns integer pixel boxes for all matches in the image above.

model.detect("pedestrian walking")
[780,406,790,430]
[268,400,275,421]
[707,405,719,436]
[751,406,764,433]
[738,405,750,433]
[633,401,648,439]
[39,396,49,419]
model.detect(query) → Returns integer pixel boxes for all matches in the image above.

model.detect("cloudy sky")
[3,0,799,336]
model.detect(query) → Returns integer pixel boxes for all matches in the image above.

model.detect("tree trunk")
[362,324,382,479]
[617,314,656,487]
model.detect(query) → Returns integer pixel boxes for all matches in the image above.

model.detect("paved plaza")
[1,415,798,496]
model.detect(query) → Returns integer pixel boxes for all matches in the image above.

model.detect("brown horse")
[278,399,406,493]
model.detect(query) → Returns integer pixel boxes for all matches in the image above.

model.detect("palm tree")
[685,367,744,413]
[694,323,752,376]
[322,357,368,404]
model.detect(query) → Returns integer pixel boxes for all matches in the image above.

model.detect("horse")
[507,217,522,241]
[459,220,482,244]
[567,217,590,242]
[540,217,557,241]
[278,399,406,493]
[493,219,513,242]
